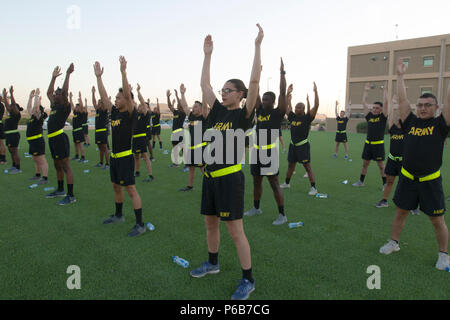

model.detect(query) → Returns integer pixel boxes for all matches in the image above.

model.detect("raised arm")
[136,84,147,108]
[309,82,320,120]
[335,101,339,118]
[62,63,74,107]
[382,82,389,117]
[92,86,99,110]
[166,90,175,113]
[179,84,190,115]
[78,92,84,110]
[278,58,287,116]
[94,61,112,112]
[200,35,217,108]
[2,88,9,110]
[8,86,19,114]
[155,98,161,114]
[174,89,184,113]
[362,83,370,116]
[47,67,62,105]
[27,89,36,116]
[245,24,264,119]
[443,83,450,126]
[286,84,293,115]
[119,56,134,115]
[32,88,42,119]
[396,58,411,122]
[388,94,397,129]
[201,91,210,119]
[69,92,75,111]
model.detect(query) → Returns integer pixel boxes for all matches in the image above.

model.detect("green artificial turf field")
[0,129,448,300]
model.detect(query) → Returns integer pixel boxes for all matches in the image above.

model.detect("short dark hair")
[373,101,383,107]
[227,79,248,101]
[419,92,437,104]
[194,101,203,107]
[119,88,134,99]
[263,91,276,103]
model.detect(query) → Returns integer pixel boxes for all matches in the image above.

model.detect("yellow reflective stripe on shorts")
[96,128,107,133]
[5,129,19,134]
[110,150,132,159]
[365,140,384,145]
[73,128,83,132]
[254,143,276,150]
[292,138,308,147]
[190,142,207,150]
[48,129,64,138]
[27,134,43,141]
[388,153,402,162]
[401,167,440,182]
[133,133,147,138]
[172,128,183,134]
[204,164,242,178]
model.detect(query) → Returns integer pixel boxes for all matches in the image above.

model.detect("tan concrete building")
[332,33,450,132]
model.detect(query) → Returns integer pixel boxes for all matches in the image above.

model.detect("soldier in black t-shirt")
[168,89,187,169]
[0,96,6,165]
[92,86,110,169]
[177,84,209,192]
[189,27,263,300]
[45,64,76,205]
[94,57,146,238]
[379,58,449,271]
[82,98,90,147]
[280,82,320,196]
[151,98,163,151]
[244,58,288,226]
[26,89,49,184]
[2,86,22,174]
[144,100,155,161]
[352,83,388,189]
[333,101,349,159]
[70,92,87,163]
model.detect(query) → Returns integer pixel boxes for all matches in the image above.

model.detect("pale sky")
[2,0,450,116]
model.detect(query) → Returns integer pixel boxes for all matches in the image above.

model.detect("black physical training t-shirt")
[388,124,404,157]
[172,110,186,131]
[111,106,137,154]
[48,103,71,134]
[365,112,387,142]
[336,117,349,132]
[95,108,109,130]
[27,112,47,137]
[288,112,312,144]
[152,112,160,126]
[134,111,150,135]
[80,112,88,126]
[72,111,83,129]
[188,112,207,147]
[4,109,21,131]
[206,99,254,171]
[402,113,449,176]
[255,106,282,147]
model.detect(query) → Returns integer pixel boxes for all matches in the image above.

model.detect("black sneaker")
[102,215,125,225]
[57,195,77,206]
[94,163,103,168]
[71,156,79,161]
[179,186,193,192]
[127,224,146,237]
[37,178,49,185]
[143,176,154,182]
[46,190,66,199]
[375,199,388,208]
[135,172,140,177]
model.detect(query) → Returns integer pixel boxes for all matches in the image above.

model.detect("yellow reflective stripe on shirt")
[133,133,147,138]
[365,140,384,145]
[110,150,132,159]
[190,142,207,150]
[388,153,403,162]
[5,129,19,134]
[27,134,43,141]
[204,164,242,178]
[401,167,440,182]
[96,128,107,133]
[48,129,64,138]
[292,138,308,147]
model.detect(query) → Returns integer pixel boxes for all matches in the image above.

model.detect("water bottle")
[4,169,8,174]
[445,266,450,272]
[316,193,328,199]
[44,187,56,192]
[289,222,304,229]
[146,222,155,231]
[29,184,38,189]
[342,180,348,185]
[84,170,90,174]
[172,256,189,268]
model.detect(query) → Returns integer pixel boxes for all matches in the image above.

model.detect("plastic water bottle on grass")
[29,184,38,189]
[289,222,304,229]
[84,170,90,174]
[172,256,189,268]
[146,222,155,231]
[316,193,328,199]
[44,187,56,192]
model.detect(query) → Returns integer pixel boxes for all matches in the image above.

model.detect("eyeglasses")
[416,103,435,108]
[219,88,239,95]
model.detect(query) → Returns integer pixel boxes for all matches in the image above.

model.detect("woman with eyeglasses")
[189,24,263,301]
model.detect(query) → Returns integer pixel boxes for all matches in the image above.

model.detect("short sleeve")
[436,115,449,139]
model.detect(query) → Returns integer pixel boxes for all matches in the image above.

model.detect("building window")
[423,57,434,67]
[402,58,409,68]
[421,87,433,95]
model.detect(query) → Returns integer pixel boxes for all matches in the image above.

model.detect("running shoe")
[231,278,255,300]
[280,183,290,189]
[333,154,337,159]
[143,176,154,183]
[379,240,400,255]
[7,168,22,175]
[179,187,193,192]
[344,155,349,160]
[308,187,318,196]
[190,261,220,278]
[57,195,77,206]
[272,214,287,226]
[352,180,364,187]
[29,176,41,181]
[46,190,66,198]
[375,199,388,208]
[410,209,420,215]
[127,224,146,237]
[102,215,125,225]
[435,252,450,271]
[244,207,262,217]
[94,163,103,168]
[37,178,49,185]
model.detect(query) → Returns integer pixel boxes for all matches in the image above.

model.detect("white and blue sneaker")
[190,261,220,278]
[231,278,255,300]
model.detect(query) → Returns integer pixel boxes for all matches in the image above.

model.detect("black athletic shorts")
[201,170,245,221]
[82,125,88,135]
[394,174,446,217]
[384,158,402,177]
[362,143,385,161]
[288,142,310,164]
[49,132,70,160]
[95,130,109,145]
[335,132,348,143]
[6,132,20,148]
[250,148,279,176]
[132,136,148,154]
[28,138,45,156]
[0,123,4,140]
[152,126,161,136]
[185,145,205,167]
[72,130,85,144]
[110,154,135,186]
[146,128,152,141]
